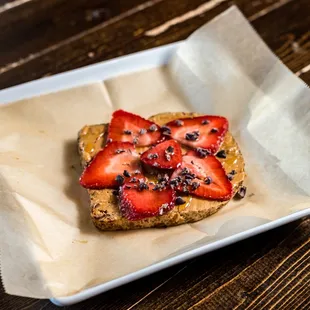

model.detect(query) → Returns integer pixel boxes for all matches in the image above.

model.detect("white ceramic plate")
[1,43,309,306]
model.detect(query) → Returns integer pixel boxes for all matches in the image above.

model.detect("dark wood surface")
[0,0,309,309]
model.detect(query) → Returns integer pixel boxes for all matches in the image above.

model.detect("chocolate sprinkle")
[107,138,112,143]
[175,197,186,205]
[123,170,131,177]
[196,147,210,158]
[201,119,210,125]
[124,185,131,189]
[230,170,237,175]
[235,186,247,199]
[123,130,132,135]
[129,177,137,183]
[175,119,184,127]
[112,190,119,196]
[216,150,226,159]
[139,128,147,135]
[115,175,124,185]
[211,128,219,133]
[204,177,212,185]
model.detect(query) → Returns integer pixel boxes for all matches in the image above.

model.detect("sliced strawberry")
[165,115,228,154]
[107,110,162,146]
[119,183,176,220]
[79,141,143,189]
[140,140,182,169]
[170,151,233,201]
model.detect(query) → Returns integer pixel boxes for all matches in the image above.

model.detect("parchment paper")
[0,6,309,298]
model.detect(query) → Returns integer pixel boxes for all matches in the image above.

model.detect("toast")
[78,112,245,230]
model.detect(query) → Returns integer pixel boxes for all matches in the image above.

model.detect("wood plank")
[1,0,309,90]
[0,0,150,67]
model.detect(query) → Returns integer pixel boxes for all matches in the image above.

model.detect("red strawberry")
[140,140,182,169]
[170,151,232,201]
[165,116,228,154]
[119,183,176,220]
[79,141,144,189]
[107,110,162,146]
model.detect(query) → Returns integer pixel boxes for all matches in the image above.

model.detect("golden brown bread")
[78,112,245,230]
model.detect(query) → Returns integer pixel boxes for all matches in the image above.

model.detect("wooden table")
[0,0,309,309]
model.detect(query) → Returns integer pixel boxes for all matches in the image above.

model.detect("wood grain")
[0,0,309,89]
[0,0,309,309]
[0,0,149,67]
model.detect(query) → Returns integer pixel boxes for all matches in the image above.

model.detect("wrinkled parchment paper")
[0,7,309,298]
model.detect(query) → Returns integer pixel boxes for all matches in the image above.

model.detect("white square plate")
[1,43,309,306]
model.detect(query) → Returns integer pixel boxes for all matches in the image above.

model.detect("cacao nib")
[192,182,200,190]
[175,197,186,205]
[138,182,149,191]
[235,186,247,199]
[196,147,210,158]
[166,146,174,154]
[115,175,124,185]
[204,177,212,185]
[174,119,184,126]
[123,170,131,177]
[149,124,158,132]
[185,131,199,141]
[216,150,226,159]
[227,174,234,181]
[161,126,171,136]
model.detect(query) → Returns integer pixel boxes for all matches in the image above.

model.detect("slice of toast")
[78,112,245,230]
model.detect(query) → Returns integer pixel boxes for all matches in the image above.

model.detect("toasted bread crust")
[78,112,245,230]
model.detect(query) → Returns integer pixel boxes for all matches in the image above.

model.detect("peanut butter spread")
[78,112,245,230]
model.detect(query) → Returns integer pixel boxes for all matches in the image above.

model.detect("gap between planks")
[0,0,33,14]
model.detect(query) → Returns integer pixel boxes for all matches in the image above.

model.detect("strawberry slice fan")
[80,110,232,220]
